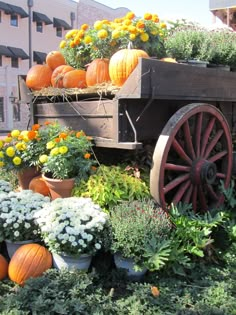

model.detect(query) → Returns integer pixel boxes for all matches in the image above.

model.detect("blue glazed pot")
[52,252,92,271]
[114,253,147,279]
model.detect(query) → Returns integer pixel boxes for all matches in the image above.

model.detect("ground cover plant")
[0,171,235,314]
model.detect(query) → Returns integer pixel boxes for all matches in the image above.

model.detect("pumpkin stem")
[127,41,133,50]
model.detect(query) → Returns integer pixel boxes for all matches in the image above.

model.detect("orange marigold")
[151,286,160,297]
[126,11,135,20]
[27,130,37,140]
[59,132,68,139]
[144,13,152,20]
[55,138,60,143]
[84,153,91,159]
[44,121,52,125]
[81,23,89,30]
[76,131,85,138]
[136,20,145,29]
[32,124,40,131]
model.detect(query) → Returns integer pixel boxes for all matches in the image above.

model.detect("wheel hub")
[191,159,217,185]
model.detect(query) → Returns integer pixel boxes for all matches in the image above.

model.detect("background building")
[210,0,236,28]
[0,0,129,132]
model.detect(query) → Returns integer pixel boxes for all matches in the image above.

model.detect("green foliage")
[167,203,227,275]
[72,164,150,210]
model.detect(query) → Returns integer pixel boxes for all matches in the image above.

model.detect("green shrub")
[72,164,150,210]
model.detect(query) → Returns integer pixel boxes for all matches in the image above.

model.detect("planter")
[52,252,92,271]
[5,239,38,258]
[178,60,209,67]
[114,253,147,280]
[42,175,75,200]
[17,167,41,190]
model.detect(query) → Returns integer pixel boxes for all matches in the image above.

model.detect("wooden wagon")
[18,58,236,212]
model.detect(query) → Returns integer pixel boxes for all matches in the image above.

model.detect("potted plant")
[60,11,167,68]
[0,122,64,189]
[39,129,96,199]
[164,23,212,66]
[34,197,110,271]
[110,198,172,278]
[0,190,50,257]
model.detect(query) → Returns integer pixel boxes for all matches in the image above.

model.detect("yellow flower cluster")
[59,11,167,68]
[0,128,38,170]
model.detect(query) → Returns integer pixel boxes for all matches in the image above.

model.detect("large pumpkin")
[29,175,50,196]
[8,243,52,285]
[0,254,8,280]
[86,58,110,87]
[51,65,74,88]
[63,69,87,88]
[26,65,52,90]
[46,50,66,70]
[109,48,149,87]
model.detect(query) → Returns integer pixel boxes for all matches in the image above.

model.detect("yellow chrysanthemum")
[84,35,92,44]
[15,142,26,151]
[97,29,108,39]
[60,40,67,49]
[111,30,120,39]
[140,32,149,42]
[94,20,103,30]
[50,147,59,156]
[39,154,48,164]
[0,140,3,149]
[6,147,15,157]
[129,33,136,41]
[59,146,68,154]
[46,141,55,150]
[160,22,167,29]
[4,137,12,143]
[11,129,20,138]
[0,161,4,167]
[13,156,22,166]
[0,151,4,158]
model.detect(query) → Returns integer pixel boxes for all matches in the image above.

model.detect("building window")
[11,57,19,68]
[0,55,2,67]
[0,97,4,122]
[36,21,43,33]
[13,102,20,121]
[10,14,18,27]
[56,27,62,37]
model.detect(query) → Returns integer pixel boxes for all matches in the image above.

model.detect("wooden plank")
[117,58,236,102]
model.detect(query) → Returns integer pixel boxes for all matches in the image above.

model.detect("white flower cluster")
[34,197,109,256]
[0,190,50,242]
[0,180,13,194]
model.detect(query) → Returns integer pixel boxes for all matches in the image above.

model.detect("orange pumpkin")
[8,243,52,286]
[46,50,66,70]
[86,58,110,87]
[26,65,52,90]
[109,48,149,87]
[51,65,74,88]
[29,175,50,196]
[0,254,8,280]
[63,69,87,88]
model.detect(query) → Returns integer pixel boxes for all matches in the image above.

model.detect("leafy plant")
[72,164,150,210]
[110,198,172,270]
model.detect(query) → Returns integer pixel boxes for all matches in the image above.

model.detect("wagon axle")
[190,159,217,185]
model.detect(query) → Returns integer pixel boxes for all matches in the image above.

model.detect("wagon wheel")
[150,103,232,212]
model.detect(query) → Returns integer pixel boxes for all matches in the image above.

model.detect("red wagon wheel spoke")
[150,103,232,213]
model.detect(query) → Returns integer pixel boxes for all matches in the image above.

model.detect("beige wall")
[0,0,129,131]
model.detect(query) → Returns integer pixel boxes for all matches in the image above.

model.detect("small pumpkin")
[0,254,8,280]
[26,65,52,90]
[109,48,149,87]
[86,58,110,87]
[46,50,66,70]
[63,69,87,88]
[51,65,74,88]
[29,175,50,196]
[8,243,52,285]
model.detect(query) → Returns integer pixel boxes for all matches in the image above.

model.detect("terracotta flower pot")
[17,167,41,190]
[42,174,75,200]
